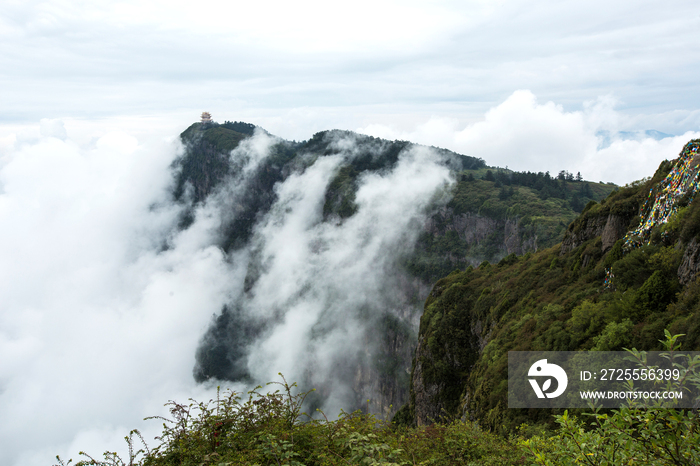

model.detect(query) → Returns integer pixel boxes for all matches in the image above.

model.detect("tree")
[582,182,593,197]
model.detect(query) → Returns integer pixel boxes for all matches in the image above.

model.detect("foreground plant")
[54,374,524,466]
[523,332,700,465]
[56,332,700,465]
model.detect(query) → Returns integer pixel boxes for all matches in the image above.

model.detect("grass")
[55,376,526,466]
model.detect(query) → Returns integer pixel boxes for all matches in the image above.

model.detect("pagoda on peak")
[201,112,212,124]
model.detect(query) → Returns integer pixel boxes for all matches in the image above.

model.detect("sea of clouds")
[0,91,698,466]
[0,120,232,466]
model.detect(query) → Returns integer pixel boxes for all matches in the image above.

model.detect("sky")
[2,0,700,182]
[2,1,700,465]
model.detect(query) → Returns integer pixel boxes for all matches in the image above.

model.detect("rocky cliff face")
[408,277,491,425]
[678,238,700,285]
[347,273,433,420]
[426,209,538,258]
[601,214,629,252]
[366,205,556,418]
[406,141,700,432]
[410,336,443,425]
[560,213,630,255]
[174,120,615,423]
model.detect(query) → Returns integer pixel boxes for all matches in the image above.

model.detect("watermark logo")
[510,351,700,408]
[528,359,568,398]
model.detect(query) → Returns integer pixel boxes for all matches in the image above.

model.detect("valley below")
[56,120,700,466]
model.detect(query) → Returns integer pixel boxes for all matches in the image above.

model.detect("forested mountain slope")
[175,120,613,278]
[58,129,700,466]
[404,140,700,431]
[171,120,614,417]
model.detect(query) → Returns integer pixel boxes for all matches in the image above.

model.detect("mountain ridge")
[171,118,615,419]
[403,140,700,431]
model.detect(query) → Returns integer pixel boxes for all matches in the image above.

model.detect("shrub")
[56,375,525,466]
[523,331,700,465]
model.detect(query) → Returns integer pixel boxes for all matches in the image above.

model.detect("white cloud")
[182,132,455,418]
[0,97,698,465]
[2,0,700,460]
[453,90,592,168]
[0,124,234,466]
[39,118,67,140]
[587,133,700,184]
[358,90,700,184]
[2,0,700,135]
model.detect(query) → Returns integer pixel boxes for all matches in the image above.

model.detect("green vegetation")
[174,123,242,204]
[57,336,700,466]
[405,142,700,437]
[149,122,700,464]
[56,377,524,466]
[406,173,614,283]
[525,407,700,466]
[323,165,359,220]
[524,331,700,465]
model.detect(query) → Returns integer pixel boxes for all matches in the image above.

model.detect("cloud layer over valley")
[0,121,458,466]
[0,124,233,466]
[1,80,699,463]
[2,1,700,463]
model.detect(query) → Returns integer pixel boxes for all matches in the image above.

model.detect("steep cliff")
[406,140,700,431]
[171,120,614,419]
[409,176,614,284]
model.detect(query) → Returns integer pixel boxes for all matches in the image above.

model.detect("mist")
[189,130,454,417]
[0,123,233,466]
[1,92,697,465]
[0,122,455,466]
[4,0,700,461]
